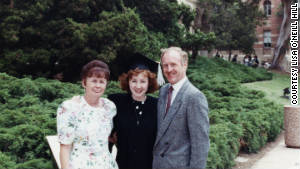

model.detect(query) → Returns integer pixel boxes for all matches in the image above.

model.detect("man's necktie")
[164,86,173,118]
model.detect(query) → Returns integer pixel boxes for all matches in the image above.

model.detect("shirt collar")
[171,76,187,92]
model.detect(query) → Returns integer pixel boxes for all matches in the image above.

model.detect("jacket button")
[160,153,164,157]
[165,142,169,145]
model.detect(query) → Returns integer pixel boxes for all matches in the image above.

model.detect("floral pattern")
[57,96,118,169]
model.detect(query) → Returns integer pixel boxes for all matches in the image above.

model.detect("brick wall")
[254,0,283,62]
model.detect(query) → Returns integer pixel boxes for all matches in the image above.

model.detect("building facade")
[179,0,285,67]
[254,0,283,63]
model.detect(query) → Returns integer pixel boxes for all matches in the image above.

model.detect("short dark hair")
[119,68,159,93]
[81,60,110,82]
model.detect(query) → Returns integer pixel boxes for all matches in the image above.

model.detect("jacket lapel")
[154,80,190,147]
[157,84,169,131]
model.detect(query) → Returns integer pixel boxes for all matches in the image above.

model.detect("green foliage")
[123,0,194,33]
[0,57,283,169]
[0,151,16,169]
[187,57,283,168]
[198,0,264,54]
[0,0,194,81]
[208,123,243,169]
[182,30,216,59]
[0,73,82,168]
[0,72,130,168]
[104,81,125,96]
[188,58,272,85]
[15,159,53,169]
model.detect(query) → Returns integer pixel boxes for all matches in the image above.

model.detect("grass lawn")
[242,71,291,106]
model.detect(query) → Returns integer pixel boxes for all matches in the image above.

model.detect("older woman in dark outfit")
[108,53,161,169]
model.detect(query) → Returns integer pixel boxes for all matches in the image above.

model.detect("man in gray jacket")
[153,47,209,169]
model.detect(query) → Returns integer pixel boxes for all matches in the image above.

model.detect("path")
[233,132,300,169]
[234,70,300,169]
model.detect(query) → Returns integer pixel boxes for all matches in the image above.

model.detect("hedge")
[0,57,283,169]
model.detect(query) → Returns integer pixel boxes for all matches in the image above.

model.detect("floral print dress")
[57,96,118,169]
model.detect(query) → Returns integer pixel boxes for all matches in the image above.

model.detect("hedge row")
[0,74,83,169]
[0,57,282,169]
[188,58,282,169]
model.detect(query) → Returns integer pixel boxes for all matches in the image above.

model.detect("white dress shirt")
[170,76,187,105]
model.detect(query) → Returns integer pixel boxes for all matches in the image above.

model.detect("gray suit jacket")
[153,79,209,169]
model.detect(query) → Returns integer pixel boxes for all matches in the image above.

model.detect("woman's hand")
[60,144,72,169]
[108,132,117,144]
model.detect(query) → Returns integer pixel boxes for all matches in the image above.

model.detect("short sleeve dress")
[57,96,118,169]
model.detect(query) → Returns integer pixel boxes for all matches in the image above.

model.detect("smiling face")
[161,50,187,85]
[82,76,107,98]
[129,72,149,100]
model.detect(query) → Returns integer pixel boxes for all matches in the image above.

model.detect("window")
[264,0,272,16]
[264,31,272,47]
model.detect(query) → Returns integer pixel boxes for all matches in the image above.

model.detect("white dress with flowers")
[57,96,118,169]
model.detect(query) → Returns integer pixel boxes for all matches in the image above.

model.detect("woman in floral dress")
[57,60,118,169]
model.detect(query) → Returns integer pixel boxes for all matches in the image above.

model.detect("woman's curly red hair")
[119,68,159,93]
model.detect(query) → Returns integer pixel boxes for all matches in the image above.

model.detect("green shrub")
[0,73,82,167]
[0,151,16,169]
[187,58,282,168]
[0,57,283,169]
[15,159,53,169]
[208,123,243,169]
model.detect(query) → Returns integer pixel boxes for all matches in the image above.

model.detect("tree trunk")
[191,48,197,62]
[194,7,205,29]
[228,50,232,61]
[271,0,291,68]
[193,3,212,32]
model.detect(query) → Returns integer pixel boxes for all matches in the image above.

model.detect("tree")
[196,0,264,60]
[0,0,168,81]
[271,0,294,68]
[61,9,167,81]
[122,0,193,32]
[0,0,216,80]
[182,30,216,60]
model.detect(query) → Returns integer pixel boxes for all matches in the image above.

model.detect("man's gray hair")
[160,47,188,64]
